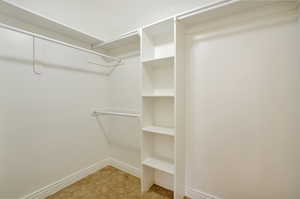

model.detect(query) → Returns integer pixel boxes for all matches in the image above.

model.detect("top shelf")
[141,18,175,61]
[92,31,140,57]
[177,0,300,26]
[0,0,103,47]
[143,18,174,44]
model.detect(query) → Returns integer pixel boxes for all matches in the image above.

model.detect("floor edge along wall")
[20,159,110,199]
[20,158,221,199]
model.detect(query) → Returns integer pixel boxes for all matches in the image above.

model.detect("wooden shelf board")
[143,157,174,175]
[143,126,175,136]
[142,93,174,98]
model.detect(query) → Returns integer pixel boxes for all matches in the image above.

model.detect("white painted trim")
[19,158,140,199]
[186,187,222,199]
[108,158,141,178]
[20,158,110,199]
[19,157,220,199]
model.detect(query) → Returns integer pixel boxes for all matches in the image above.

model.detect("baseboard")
[108,158,141,178]
[21,158,110,199]
[20,157,218,199]
[186,187,221,199]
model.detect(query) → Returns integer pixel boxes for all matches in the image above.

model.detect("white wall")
[0,27,109,199]
[107,55,141,171]
[185,17,300,199]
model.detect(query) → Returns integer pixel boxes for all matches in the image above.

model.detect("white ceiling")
[6,0,215,41]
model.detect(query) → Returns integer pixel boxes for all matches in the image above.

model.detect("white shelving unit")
[143,157,174,175]
[141,17,186,199]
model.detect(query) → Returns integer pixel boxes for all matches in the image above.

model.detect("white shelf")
[142,56,174,66]
[143,126,175,136]
[0,0,103,46]
[142,93,174,98]
[92,31,140,56]
[143,157,174,175]
[143,18,174,43]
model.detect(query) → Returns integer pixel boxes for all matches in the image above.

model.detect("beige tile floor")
[46,166,190,199]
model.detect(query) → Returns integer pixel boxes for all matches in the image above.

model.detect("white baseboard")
[21,158,110,199]
[108,158,141,178]
[108,158,222,199]
[20,157,219,199]
[186,187,221,199]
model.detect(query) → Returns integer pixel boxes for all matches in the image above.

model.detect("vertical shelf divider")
[174,19,186,199]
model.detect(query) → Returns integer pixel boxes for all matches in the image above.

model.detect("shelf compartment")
[142,18,174,61]
[143,98,174,128]
[141,164,174,192]
[143,56,174,96]
[142,133,174,165]
[143,126,175,136]
[143,157,174,175]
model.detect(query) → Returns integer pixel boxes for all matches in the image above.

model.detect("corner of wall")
[20,159,110,199]
[108,158,141,178]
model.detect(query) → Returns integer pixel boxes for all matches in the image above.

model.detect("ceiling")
[6,0,216,41]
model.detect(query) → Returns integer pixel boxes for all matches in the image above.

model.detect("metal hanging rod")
[176,0,236,21]
[0,22,122,62]
[91,110,140,145]
[92,111,140,118]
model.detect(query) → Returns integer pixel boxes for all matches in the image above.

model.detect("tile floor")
[46,166,190,199]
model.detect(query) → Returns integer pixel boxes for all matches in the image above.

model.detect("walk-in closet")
[1,0,300,199]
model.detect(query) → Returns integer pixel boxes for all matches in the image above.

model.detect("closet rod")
[176,0,236,20]
[0,22,121,62]
[92,111,140,118]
